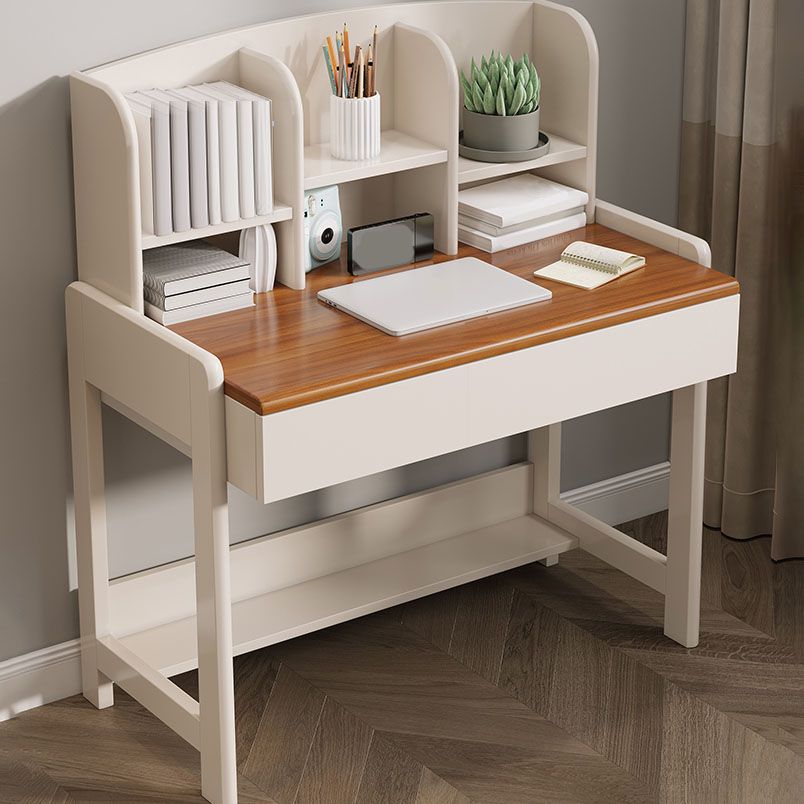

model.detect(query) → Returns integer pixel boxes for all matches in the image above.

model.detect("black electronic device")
[347,213,435,275]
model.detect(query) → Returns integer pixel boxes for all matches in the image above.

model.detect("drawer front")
[226,296,739,504]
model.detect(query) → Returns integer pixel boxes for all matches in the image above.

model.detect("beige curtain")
[679,0,804,560]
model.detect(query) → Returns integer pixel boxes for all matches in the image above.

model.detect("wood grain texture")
[294,698,373,804]
[448,577,514,684]
[1,520,800,803]
[240,664,325,801]
[171,225,740,414]
[393,588,460,654]
[415,767,469,804]
[355,733,422,804]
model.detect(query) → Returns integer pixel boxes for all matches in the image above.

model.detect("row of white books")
[457,174,589,253]
[126,82,274,237]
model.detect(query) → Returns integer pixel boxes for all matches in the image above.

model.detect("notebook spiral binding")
[561,254,620,275]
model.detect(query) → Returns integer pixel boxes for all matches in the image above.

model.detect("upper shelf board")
[457,132,586,185]
[304,129,448,190]
[141,203,293,250]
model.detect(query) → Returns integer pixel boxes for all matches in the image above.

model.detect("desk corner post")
[189,361,237,804]
[528,423,563,565]
[664,382,707,648]
[66,287,114,709]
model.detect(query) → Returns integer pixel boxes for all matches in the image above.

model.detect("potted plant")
[460,52,541,152]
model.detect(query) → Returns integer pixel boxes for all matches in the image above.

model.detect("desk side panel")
[224,295,739,503]
[70,75,143,311]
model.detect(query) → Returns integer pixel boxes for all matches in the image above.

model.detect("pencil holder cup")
[330,93,381,160]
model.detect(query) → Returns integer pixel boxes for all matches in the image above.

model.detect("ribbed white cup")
[330,93,381,160]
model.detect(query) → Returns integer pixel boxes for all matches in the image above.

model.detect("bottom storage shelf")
[120,513,578,676]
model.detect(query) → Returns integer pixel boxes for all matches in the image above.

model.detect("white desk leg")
[529,424,562,566]
[67,302,114,709]
[190,365,237,804]
[664,382,707,648]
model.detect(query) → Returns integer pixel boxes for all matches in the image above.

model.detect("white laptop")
[317,257,552,336]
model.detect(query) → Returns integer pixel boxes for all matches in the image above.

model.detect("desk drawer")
[226,295,739,504]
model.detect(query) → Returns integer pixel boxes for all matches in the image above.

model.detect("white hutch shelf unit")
[70,0,596,306]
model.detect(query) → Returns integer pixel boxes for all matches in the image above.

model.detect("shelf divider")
[239,48,306,289]
[303,129,447,189]
[457,132,587,185]
[141,204,293,250]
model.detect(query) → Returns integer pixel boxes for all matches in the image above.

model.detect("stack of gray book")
[143,241,254,325]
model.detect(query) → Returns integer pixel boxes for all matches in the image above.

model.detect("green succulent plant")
[460,51,540,116]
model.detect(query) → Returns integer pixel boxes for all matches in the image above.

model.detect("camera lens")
[321,227,334,245]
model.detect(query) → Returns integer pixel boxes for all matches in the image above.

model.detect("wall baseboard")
[561,461,670,526]
[0,639,81,722]
[0,461,669,722]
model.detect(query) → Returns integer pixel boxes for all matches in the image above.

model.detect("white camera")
[303,185,342,272]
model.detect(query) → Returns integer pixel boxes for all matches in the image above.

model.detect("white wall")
[0,0,685,662]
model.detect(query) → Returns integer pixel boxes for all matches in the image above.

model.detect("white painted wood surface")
[71,2,597,298]
[1,457,676,726]
[67,282,237,804]
[239,49,309,290]
[189,363,237,804]
[63,7,737,801]
[230,296,739,504]
[66,287,114,710]
[528,424,563,565]
[547,498,668,592]
[120,513,578,677]
[393,23,459,255]
[532,0,598,216]
[303,130,448,188]
[594,199,712,266]
[141,205,292,251]
[110,463,532,637]
[69,74,142,311]
[664,382,708,647]
[458,132,587,185]
[96,636,200,749]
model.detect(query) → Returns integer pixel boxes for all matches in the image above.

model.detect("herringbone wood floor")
[1,514,802,803]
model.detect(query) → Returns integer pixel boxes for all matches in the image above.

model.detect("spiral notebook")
[533,241,646,289]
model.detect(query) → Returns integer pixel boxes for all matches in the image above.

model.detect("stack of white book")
[143,241,254,325]
[126,81,274,237]
[458,174,589,253]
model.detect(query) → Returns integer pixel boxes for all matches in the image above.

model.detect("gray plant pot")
[462,107,541,152]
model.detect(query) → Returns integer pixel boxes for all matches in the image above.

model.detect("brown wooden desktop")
[172,224,739,416]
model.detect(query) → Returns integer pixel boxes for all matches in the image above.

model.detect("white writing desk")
[64,4,739,799]
[67,213,738,803]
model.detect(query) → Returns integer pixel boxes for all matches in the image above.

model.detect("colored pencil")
[326,35,338,83]
[357,50,364,98]
[338,39,347,97]
[322,39,337,94]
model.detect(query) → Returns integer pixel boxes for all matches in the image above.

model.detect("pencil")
[322,39,337,94]
[326,35,338,84]
[349,44,361,98]
[357,50,365,98]
[343,22,351,72]
[372,25,378,87]
[335,31,342,94]
[367,44,374,97]
[338,39,347,97]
